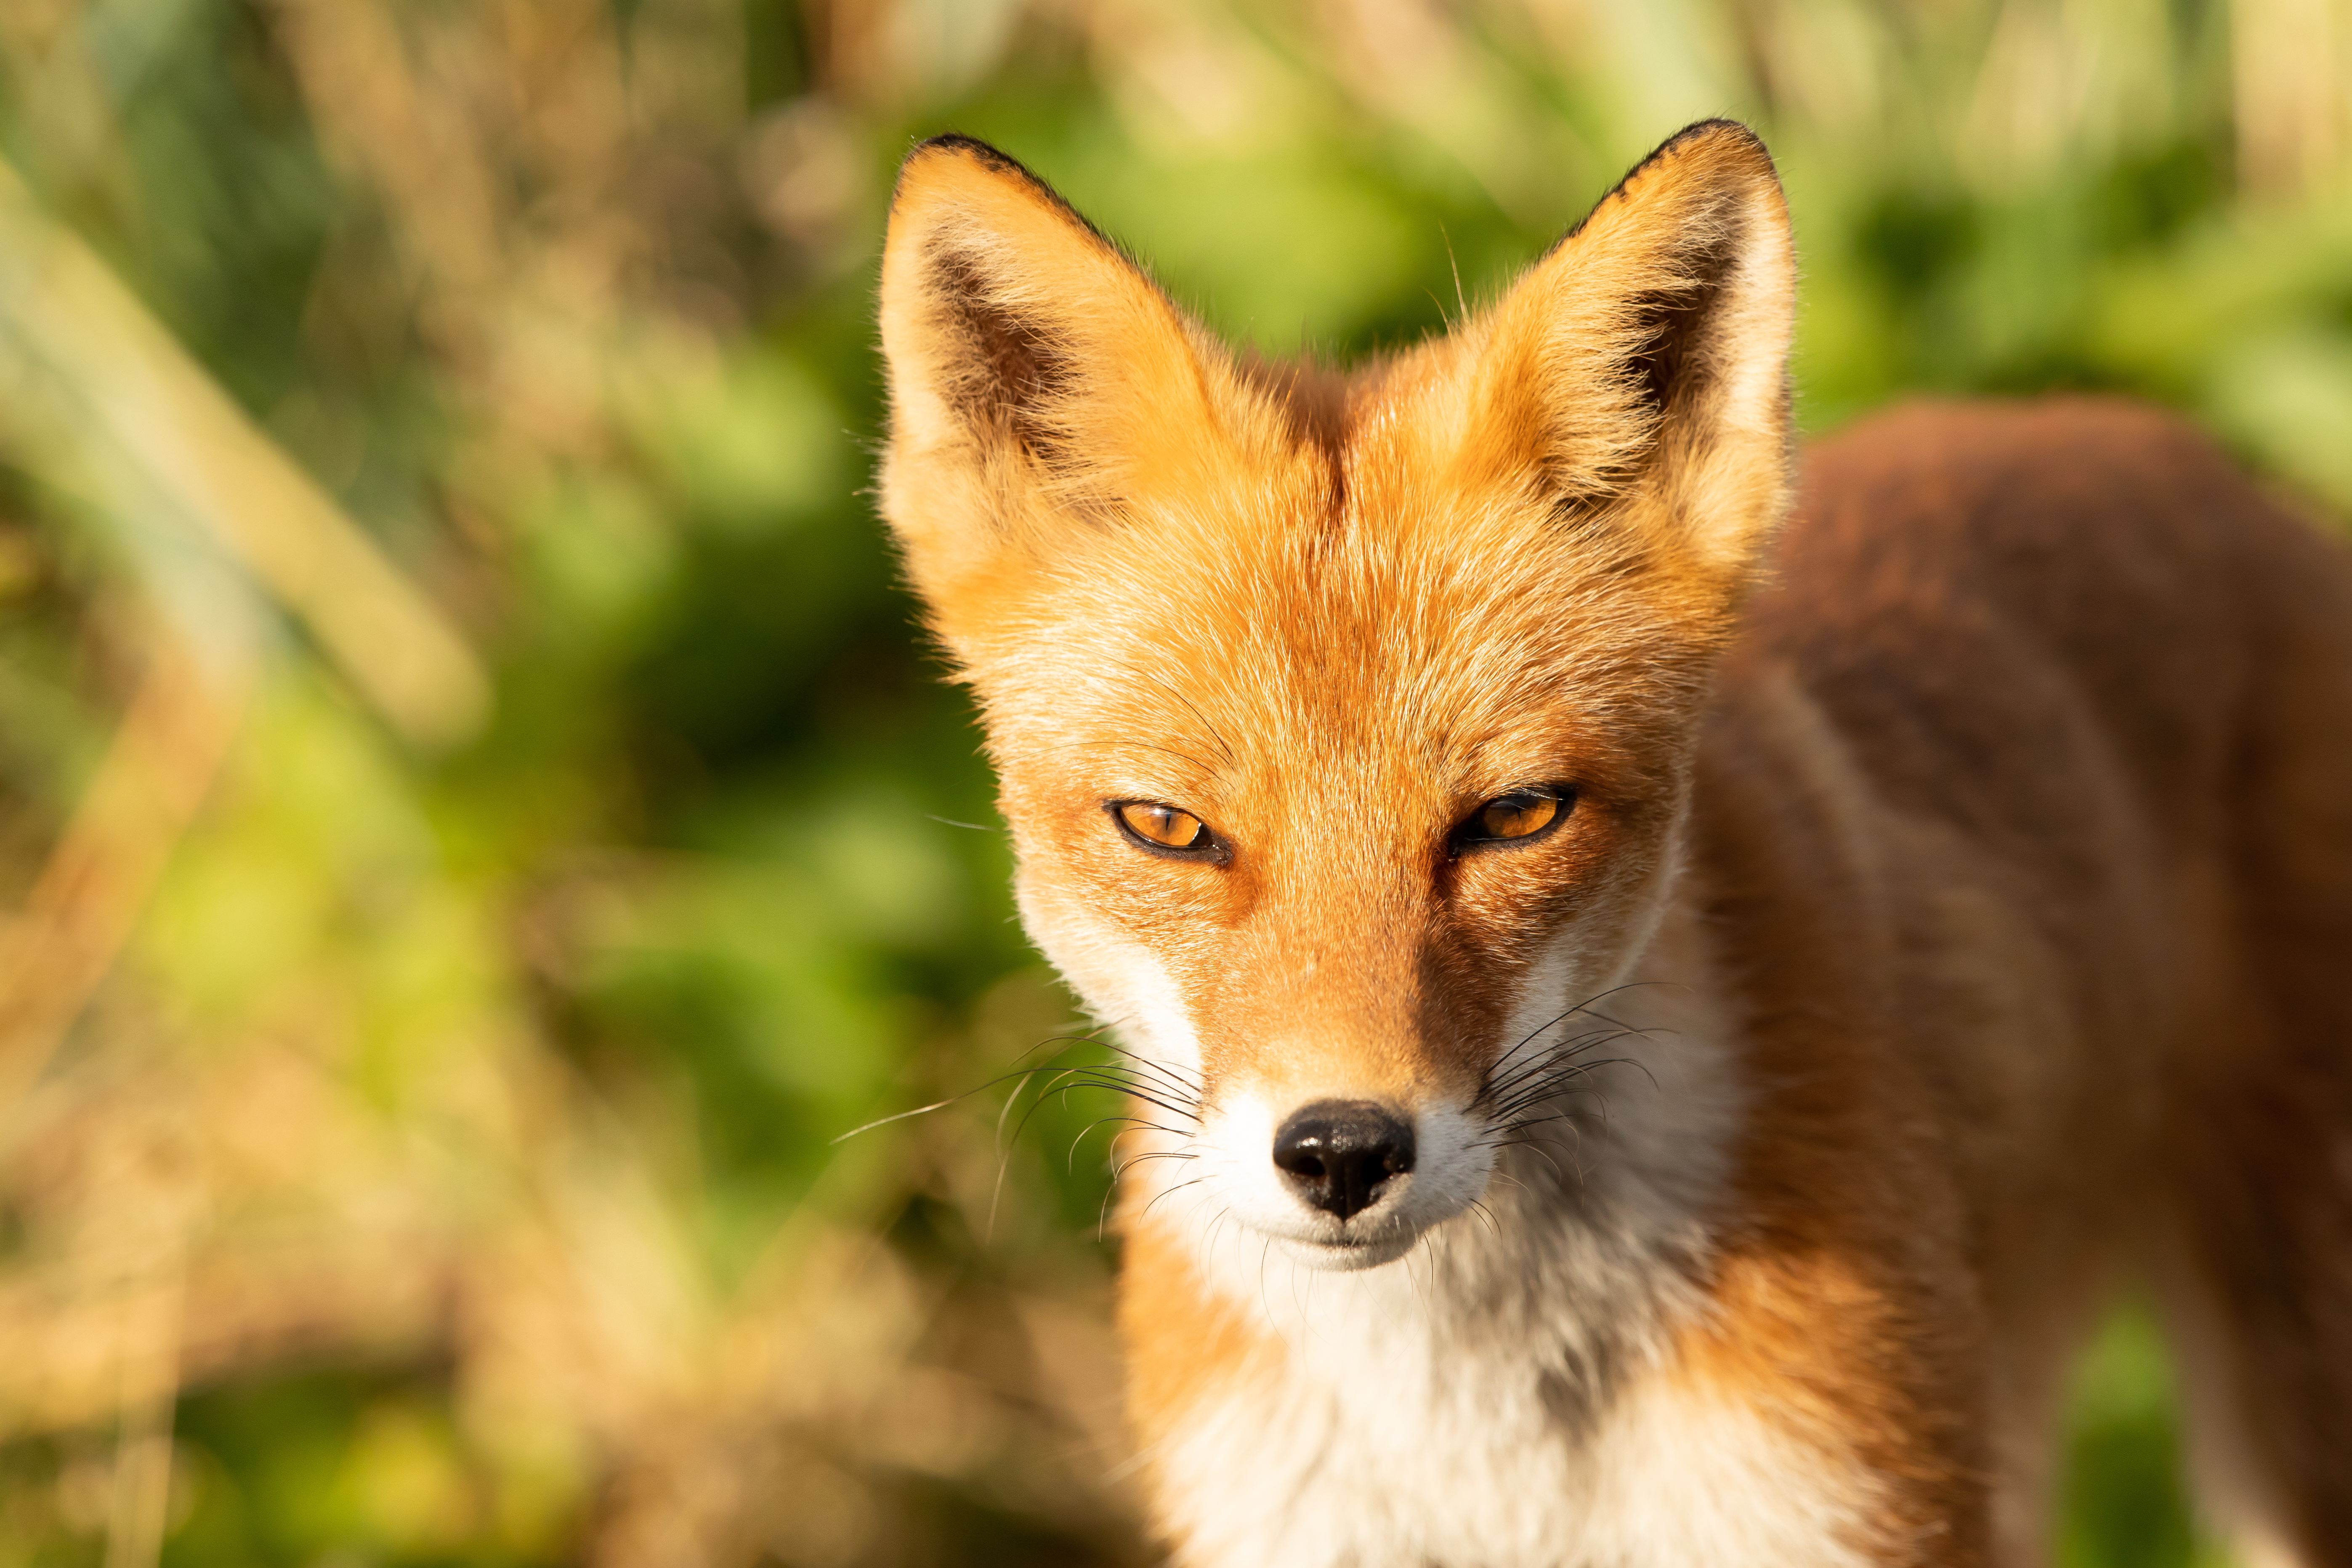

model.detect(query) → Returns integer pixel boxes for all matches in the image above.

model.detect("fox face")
[878,125,1794,1273]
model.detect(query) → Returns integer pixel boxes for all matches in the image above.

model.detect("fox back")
[874,122,2352,1567]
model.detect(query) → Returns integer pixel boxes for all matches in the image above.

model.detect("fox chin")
[872,121,2352,1568]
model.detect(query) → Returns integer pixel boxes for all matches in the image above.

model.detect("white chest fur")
[1130,966,1884,1567]
[1144,1193,1882,1568]
[1152,1337,1881,1568]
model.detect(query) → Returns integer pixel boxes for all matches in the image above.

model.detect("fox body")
[874,122,2352,1566]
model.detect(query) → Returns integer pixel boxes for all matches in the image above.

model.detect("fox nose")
[1272,1100,1417,1220]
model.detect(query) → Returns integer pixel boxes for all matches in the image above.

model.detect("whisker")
[1498,1129,1574,1188]
[840,1021,1215,1254]
[1066,1113,1195,1172]
[1486,1051,1650,1123]
[1495,1113,1592,1161]
[1494,981,1670,1063]
[1136,1176,1209,1225]
[1111,1149,1200,1177]
[1083,1039,1205,1097]
[1480,1029,1644,1106]
[1099,1146,1202,1236]
[831,1053,1111,1145]
[1471,981,1675,1105]
[1040,1077,1199,1125]
[1003,1068,1199,1158]
[1479,1039,1630,1113]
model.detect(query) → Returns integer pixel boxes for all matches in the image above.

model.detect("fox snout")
[1271,1099,1417,1220]
[1185,1083,1498,1271]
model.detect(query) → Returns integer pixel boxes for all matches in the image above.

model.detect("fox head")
[877,122,1793,1270]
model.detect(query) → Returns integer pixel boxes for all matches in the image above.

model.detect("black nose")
[1272,1100,1416,1220]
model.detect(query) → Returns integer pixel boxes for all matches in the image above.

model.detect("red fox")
[873,120,2352,1565]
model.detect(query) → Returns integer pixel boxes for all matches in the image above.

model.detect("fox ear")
[877,136,1236,639]
[1450,120,1795,586]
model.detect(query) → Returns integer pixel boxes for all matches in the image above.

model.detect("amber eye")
[1113,801,1217,856]
[1457,787,1569,849]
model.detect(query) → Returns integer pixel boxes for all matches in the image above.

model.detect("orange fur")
[874,123,2352,1566]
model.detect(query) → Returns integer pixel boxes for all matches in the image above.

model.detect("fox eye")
[1456,787,1571,850]
[1111,801,1222,858]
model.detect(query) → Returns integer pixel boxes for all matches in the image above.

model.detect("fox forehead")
[966,423,1725,812]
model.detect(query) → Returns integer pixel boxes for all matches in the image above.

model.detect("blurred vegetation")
[0,0,2348,1563]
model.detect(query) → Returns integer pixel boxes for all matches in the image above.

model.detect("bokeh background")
[1,0,2349,1563]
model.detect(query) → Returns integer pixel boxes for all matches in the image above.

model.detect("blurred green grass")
[0,0,2347,1563]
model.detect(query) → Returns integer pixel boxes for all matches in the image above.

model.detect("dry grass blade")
[0,155,489,747]
[0,633,247,1126]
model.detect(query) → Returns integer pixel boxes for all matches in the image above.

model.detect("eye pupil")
[1469,789,1563,843]
[1118,801,1208,850]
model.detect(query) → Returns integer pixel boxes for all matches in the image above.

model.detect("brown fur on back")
[1700,399,2352,1556]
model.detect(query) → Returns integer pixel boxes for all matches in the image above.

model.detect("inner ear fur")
[1449,120,1796,585]
[877,136,1274,635]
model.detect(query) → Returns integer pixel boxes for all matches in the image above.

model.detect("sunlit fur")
[877,122,2352,1565]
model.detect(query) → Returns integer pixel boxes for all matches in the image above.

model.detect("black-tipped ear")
[1453,120,1796,577]
[888,138,1112,472]
[875,137,1245,620]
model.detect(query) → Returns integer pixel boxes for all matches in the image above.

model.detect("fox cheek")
[1011,873,1209,1080]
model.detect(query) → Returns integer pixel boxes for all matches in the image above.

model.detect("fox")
[871,120,2352,1566]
